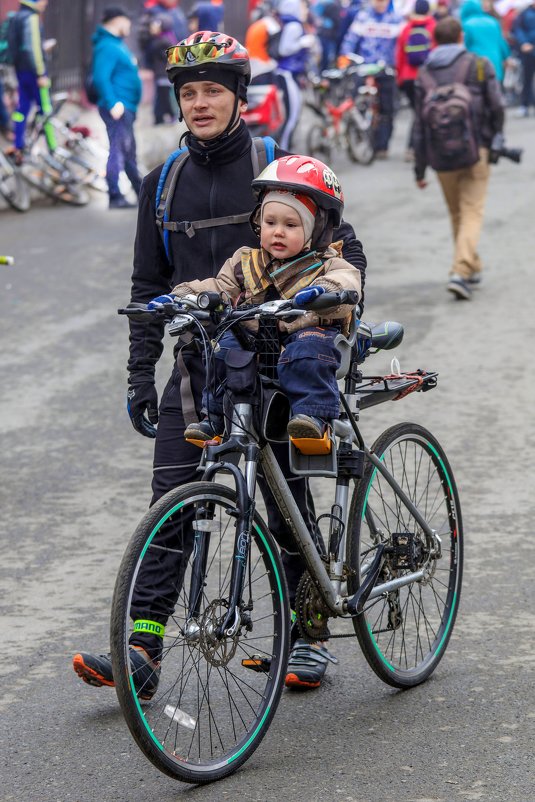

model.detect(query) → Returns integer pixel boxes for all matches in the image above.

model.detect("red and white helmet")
[252,154,344,227]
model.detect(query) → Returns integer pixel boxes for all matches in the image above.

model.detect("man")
[144,0,188,42]
[187,0,225,32]
[512,0,535,116]
[73,31,367,694]
[91,6,142,209]
[413,16,504,299]
[340,0,402,158]
[7,0,54,163]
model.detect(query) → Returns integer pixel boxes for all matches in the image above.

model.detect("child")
[148,154,362,442]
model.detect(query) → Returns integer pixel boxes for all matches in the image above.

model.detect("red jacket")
[395,16,436,85]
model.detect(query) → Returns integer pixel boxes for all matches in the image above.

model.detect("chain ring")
[295,571,332,641]
[199,599,239,667]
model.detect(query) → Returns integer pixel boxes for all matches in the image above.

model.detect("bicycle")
[0,148,30,212]
[305,59,376,166]
[111,290,463,784]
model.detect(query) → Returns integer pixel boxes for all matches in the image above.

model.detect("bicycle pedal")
[242,655,271,673]
[289,429,332,456]
[185,435,222,449]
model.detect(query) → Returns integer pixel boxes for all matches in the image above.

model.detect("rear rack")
[355,370,438,410]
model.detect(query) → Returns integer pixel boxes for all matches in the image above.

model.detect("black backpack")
[84,65,99,105]
[419,55,480,172]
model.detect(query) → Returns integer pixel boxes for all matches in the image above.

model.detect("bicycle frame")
[185,380,442,635]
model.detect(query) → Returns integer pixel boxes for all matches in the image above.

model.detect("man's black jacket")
[128,121,367,382]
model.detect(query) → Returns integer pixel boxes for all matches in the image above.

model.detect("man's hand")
[127,383,159,438]
[37,75,50,88]
[110,101,125,120]
[416,179,428,189]
[294,285,325,306]
[521,43,534,53]
[147,293,177,310]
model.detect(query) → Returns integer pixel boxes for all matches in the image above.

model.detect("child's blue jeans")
[203,326,342,424]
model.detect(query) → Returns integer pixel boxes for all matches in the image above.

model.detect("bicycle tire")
[20,156,90,206]
[110,481,290,784]
[347,423,463,688]
[305,123,331,160]
[0,153,30,212]
[345,115,375,165]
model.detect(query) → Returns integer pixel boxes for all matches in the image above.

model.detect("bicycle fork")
[184,404,259,642]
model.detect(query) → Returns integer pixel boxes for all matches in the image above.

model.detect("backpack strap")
[155,146,189,262]
[155,135,277,260]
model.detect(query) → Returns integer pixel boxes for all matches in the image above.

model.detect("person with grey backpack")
[413,16,504,300]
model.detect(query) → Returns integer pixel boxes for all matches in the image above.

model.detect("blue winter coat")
[341,6,402,66]
[512,4,535,48]
[460,0,509,82]
[91,26,142,113]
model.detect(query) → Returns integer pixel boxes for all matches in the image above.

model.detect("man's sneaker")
[285,638,338,690]
[72,646,160,700]
[184,417,223,443]
[447,274,472,300]
[467,273,482,287]
[109,196,137,209]
[287,414,326,439]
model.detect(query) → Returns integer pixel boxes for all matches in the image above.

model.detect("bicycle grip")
[306,289,359,311]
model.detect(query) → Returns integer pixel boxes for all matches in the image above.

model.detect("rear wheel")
[347,423,463,688]
[110,481,290,784]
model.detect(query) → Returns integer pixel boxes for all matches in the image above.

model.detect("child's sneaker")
[184,418,223,443]
[287,414,326,439]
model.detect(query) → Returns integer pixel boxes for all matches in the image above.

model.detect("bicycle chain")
[295,571,360,640]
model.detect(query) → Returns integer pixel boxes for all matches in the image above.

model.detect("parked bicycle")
[111,290,463,784]
[0,148,30,211]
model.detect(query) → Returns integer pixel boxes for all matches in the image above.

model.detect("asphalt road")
[1,109,534,802]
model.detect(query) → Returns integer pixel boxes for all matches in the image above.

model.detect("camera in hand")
[489,132,523,165]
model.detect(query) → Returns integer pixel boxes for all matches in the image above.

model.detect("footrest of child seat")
[289,428,337,478]
[185,435,222,449]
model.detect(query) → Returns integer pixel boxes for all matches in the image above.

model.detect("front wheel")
[347,423,463,688]
[110,481,290,784]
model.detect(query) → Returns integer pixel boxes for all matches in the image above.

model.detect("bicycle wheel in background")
[0,152,30,212]
[347,422,463,688]
[346,112,375,165]
[20,154,90,206]
[305,123,331,161]
[110,481,290,784]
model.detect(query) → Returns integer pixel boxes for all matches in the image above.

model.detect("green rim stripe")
[226,705,271,764]
[435,591,457,655]
[426,442,455,497]
[367,624,395,671]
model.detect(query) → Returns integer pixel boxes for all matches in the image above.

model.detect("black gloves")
[127,382,159,438]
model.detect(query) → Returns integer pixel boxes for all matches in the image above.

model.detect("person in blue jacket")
[340,0,402,157]
[512,0,535,115]
[92,6,143,208]
[460,0,509,82]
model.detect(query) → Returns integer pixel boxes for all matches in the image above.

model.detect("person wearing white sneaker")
[412,17,505,298]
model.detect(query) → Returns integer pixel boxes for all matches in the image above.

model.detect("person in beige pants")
[412,16,504,299]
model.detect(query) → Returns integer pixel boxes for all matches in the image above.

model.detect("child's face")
[260,201,305,260]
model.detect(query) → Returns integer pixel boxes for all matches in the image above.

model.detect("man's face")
[179,81,245,140]
[372,0,389,12]
[116,16,132,38]
[36,0,48,11]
